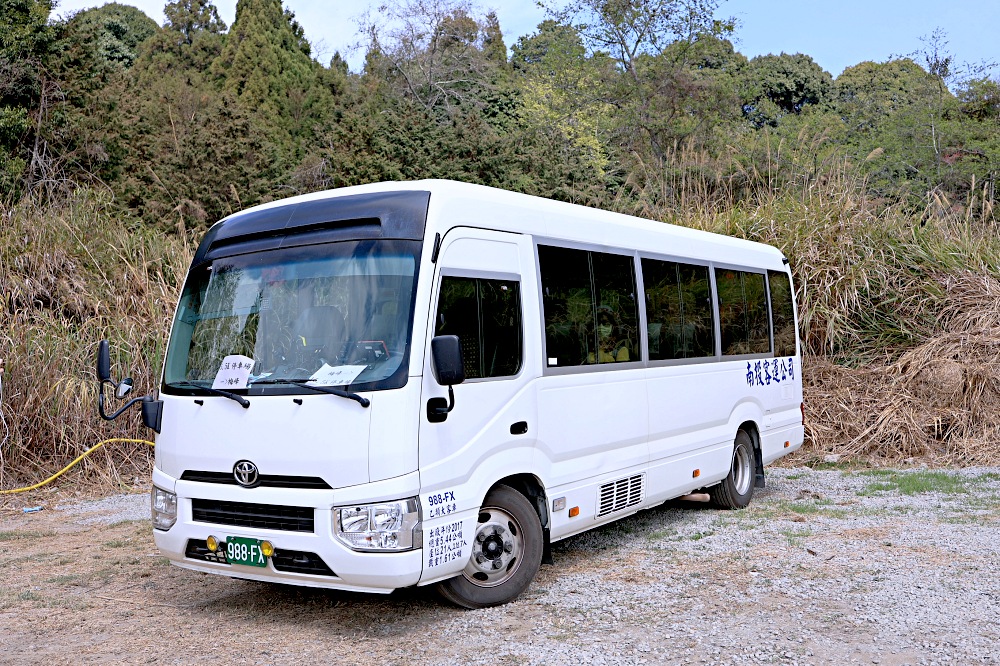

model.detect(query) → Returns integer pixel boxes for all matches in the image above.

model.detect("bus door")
[418,229,539,500]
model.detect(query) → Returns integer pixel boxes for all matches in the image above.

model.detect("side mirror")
[427,335,464,423]
[96,340,161,431]
[431,335,465,386]
[116,377,134,400]
[97,340,112,383]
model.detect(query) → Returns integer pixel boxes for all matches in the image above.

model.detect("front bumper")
[151,468,424,593]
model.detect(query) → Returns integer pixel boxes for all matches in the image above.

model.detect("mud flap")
[754,446,766,489]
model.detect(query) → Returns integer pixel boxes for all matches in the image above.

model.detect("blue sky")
[53,0,999,79]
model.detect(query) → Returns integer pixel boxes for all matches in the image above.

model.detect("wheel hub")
[464,510,522,587]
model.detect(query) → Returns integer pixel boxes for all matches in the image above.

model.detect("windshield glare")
[164,240,419,393]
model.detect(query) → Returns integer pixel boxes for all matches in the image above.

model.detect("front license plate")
[225,537,267,567]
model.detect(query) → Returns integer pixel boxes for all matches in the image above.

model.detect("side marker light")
[568,507,580,518]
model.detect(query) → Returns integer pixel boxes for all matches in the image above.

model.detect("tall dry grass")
[0,192,192,491]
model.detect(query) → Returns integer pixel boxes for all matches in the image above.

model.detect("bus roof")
[207,179,787,271]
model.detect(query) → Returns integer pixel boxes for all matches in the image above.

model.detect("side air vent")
[597,474,644,518]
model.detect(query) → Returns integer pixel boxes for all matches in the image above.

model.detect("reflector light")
[568,507,580,517]
[692,469,701,478]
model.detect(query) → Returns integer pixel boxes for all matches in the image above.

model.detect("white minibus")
[97,180,803,608]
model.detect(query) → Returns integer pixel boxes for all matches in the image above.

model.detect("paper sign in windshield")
[309,364,367,387]
[213,355,254,389]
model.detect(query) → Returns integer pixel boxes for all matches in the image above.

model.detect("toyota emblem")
[233,460,260,488]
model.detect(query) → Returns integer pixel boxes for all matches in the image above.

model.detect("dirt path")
[1,467,998,665]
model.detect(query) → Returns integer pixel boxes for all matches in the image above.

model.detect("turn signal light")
[568,506,580,518]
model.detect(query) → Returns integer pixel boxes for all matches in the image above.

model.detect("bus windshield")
[163,239,420,394]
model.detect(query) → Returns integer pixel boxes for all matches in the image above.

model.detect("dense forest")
[5,0,1000,224]
[2,0,1000,486]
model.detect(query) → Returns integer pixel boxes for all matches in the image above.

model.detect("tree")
[742,53,833,127]
[539,0,732,163]
[0,0,56,199]
[211,0,331,139]
[834,56,999,214]
[164,0,227,45]
[546,0,728,77]
[835,59,936,132]
[512,19,616,178]
[68,3,158,69]
[959,77,1000,121]
[360,0,509,121]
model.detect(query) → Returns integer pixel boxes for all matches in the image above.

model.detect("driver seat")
[292,305,346,364]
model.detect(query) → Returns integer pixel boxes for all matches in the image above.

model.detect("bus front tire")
[436,484,543,609]
[710,430,755,509]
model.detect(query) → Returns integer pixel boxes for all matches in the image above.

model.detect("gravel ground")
[1,466,998,665]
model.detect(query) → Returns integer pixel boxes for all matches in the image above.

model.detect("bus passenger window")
[716,268,770,356]
[436,277,522,379]
[591,252,638,364]
[768,270,797,357]
[642,259,714,360]
[539,245,638,367]
[743,272,770,354]
[538,246,594,366]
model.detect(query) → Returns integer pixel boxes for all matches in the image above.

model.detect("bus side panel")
[534,370,649,490]
[760,357,805,464]
[721,357,803,472]
[543,459,649,543]
[761,423,805,464]
[535,369,649,543]
[645,362,738,502]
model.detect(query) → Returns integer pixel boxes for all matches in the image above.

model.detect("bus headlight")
[151,486,177,531]
[335,498,421,552]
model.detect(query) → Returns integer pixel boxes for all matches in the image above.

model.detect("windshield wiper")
[252,378,370,408]
[167,381,250,408]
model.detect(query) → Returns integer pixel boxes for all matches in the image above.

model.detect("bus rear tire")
[710,430,755,509]
[436,484,543,609]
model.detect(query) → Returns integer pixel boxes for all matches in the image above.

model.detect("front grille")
[191,499,315,532]
[185,539,228,564]
[597,474,644,517]
[184,539,336,577]
[181,470,332,490]
[271,549,336,576]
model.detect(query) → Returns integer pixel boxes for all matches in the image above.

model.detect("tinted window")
[539,245,639,367]
[538,246,593,367]
[716,268,770,356]
[768,270,797,357]
[642,259,715,360]
[744,272,770,353]
[592,252,639,364]
[436,277,522,379]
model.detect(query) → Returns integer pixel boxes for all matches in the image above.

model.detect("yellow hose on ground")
[0,438,155,495]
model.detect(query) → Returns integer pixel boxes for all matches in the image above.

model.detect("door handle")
[510,421,528,435]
